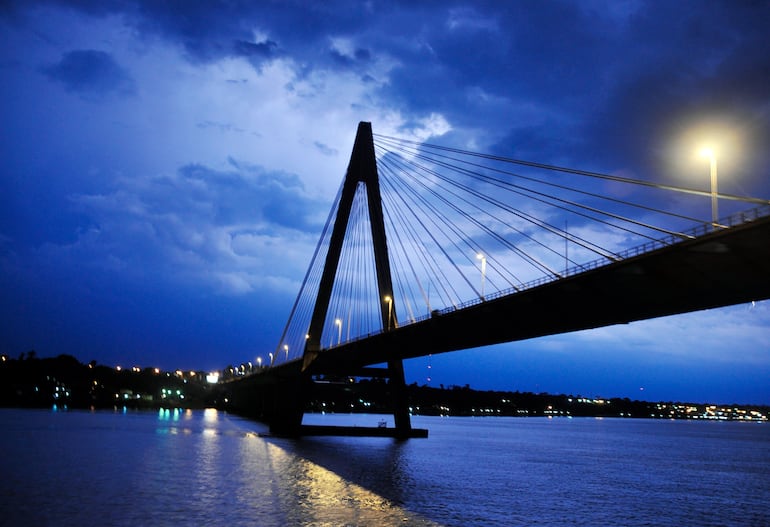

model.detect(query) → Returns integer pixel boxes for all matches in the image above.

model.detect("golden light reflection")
[203,408,219,424]
[234,439,441,526]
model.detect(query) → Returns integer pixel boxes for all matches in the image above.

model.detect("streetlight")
[384,295,393,331]
[699,147,718,228]
[268,352,274,366]
[256,356,262,369]
[334,318,342,345]
[476,253,486,300]
[283,344,289,360]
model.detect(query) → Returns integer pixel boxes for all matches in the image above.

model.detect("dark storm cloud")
[5,0,385,78]
[563,1,770,199]
[24,0,765,184]
[373,2,613,126]
[43,49,135,97]
[7,1,612,122]
[463,2,770,183]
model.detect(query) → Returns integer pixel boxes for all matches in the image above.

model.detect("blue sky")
[2,0,769,404]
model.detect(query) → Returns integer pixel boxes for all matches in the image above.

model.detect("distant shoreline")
[2,353,768,422]
[1,405,768,424]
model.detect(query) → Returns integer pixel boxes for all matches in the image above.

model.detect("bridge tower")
[302,121,413,438]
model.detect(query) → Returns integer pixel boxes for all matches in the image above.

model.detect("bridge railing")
[326,204,770,349]
[418,204,770,321]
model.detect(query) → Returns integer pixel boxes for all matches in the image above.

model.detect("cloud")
[43,49,135,97]
[64,160,327,295]
[232,38,279,70]
[313,141,338,157]
[571,3,770,184]
[446,6,500,32]
[530,301,770,367]
[3,0,768,397]
[328,37,372,71]
[232,38,277,59]
[196,120,245,134]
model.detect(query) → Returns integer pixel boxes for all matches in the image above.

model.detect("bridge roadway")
[302,211,770,376]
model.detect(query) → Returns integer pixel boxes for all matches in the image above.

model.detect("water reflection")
[236,436,440,526]
[202,407,218,423]
[193,407,223,519]
[2,409,766,526]
[146,409,438,525]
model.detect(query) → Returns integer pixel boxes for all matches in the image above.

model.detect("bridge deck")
[307,213,770,374]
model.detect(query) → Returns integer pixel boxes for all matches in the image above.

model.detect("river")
[1,408,768,526]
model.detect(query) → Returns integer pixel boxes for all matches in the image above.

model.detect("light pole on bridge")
[699,147,718,228]
[476,253,486,300]
[334,318,342,345]
[384,296,393,331]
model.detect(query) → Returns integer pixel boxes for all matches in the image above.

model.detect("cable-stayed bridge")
[221,122,770,438]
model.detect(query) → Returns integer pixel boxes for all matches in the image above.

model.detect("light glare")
[699,147,715,159]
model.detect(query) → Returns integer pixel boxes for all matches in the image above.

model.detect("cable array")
[269,133,768,366]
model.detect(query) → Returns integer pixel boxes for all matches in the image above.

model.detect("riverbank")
[2,353,767,421]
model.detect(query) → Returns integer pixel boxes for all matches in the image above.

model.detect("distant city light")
[206,372,220,384]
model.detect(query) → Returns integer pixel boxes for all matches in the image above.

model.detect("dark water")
[1,409,768,527]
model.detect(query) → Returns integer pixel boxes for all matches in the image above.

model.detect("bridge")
[220,122,770,438]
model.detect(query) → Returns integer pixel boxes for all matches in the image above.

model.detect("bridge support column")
[388,358,412,439]
[299,121,421,438]
[266,375,308,437]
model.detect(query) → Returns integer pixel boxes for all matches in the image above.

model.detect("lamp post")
[384,296,393,331]
[476,253,486,300]
[268,352,274,366]
[283,344,289,360]
[256,356,262,369]
[334,318,342,345]
[699,147,718,228]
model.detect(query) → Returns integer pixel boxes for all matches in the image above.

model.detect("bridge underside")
[308,214,770,374]
[218,368,428,438]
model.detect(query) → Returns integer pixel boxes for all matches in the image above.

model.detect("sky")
[2,0,769,404]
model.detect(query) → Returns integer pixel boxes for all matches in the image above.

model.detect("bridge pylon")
[300,121,414,438]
